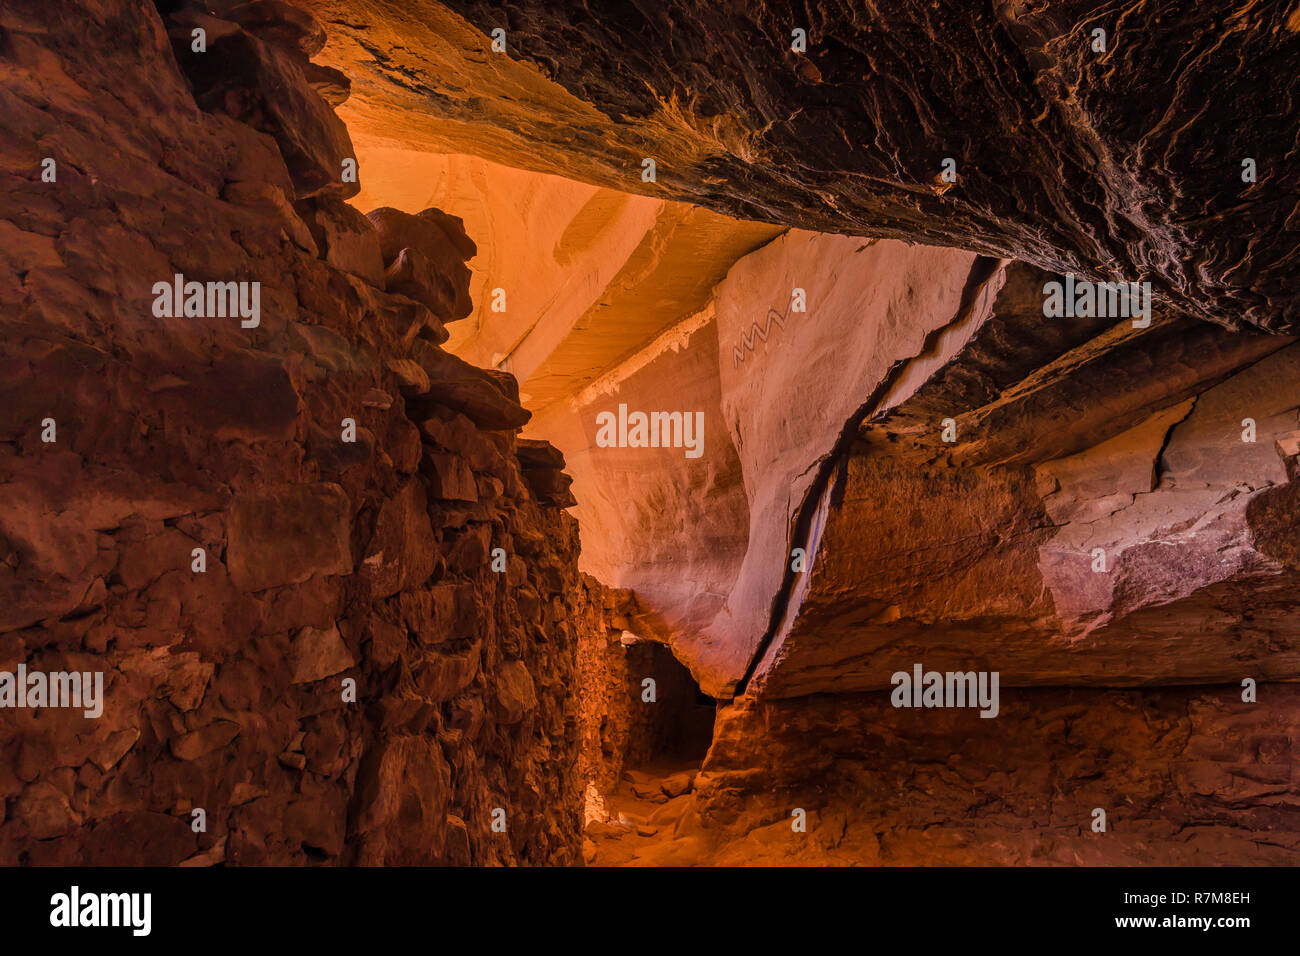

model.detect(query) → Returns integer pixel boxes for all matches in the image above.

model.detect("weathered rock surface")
[227,483,354,592]
[367,206,476,322]
[298,195,386,286]
[516,234,1296,702]
[685,686,1300,865]
[750,269,1300,699]
[303,0,1300,333]
[410,340,533,431]
[705,233,989,694]
[528,311,749,694]
[173,8,357,199]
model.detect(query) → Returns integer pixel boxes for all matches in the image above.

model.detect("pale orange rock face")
[346,148,667,375]
[516,233,987,696]
[345,147,783,409]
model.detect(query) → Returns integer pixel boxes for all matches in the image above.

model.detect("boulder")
[177,29,357,199]
[297,196,385,287]
[367,206,477,265]
[303,62,351,107]
[496,660,537,724]
[226,483,354,592]
[13,783,81,840]
[421,452,479,502]
[170,719,241,761]
[382,246,465,322]
[225,0,327,58]
[360,481,437,598]
[366,206,475,320]
[352,736,451,864]
[661,770,697,798]
[520,467,576,508]
[516,438,566,470]
[408,340,531,431]
[443,814,472,865]
[288,623,355,683]
[415,643,482,702]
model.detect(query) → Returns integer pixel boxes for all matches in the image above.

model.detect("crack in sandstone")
[735,255,1007,697]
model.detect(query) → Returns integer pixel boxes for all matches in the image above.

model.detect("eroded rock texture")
[753,267,1300,699]
[688,685,1300,866]
[514,237,1297,704]
[0,0,596,865]
[303,0,1300,333]
[534,234,994,696]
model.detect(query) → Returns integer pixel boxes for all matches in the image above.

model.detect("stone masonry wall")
[0,0,595,865]
[574,578,716,824]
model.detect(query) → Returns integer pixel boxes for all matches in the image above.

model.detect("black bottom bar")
[0,866,1279,943]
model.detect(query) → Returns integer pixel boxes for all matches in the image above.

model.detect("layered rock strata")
[302,0,1300,333]
[753,266,1300,698]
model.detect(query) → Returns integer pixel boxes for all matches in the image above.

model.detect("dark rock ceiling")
[305,0,1300,333]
